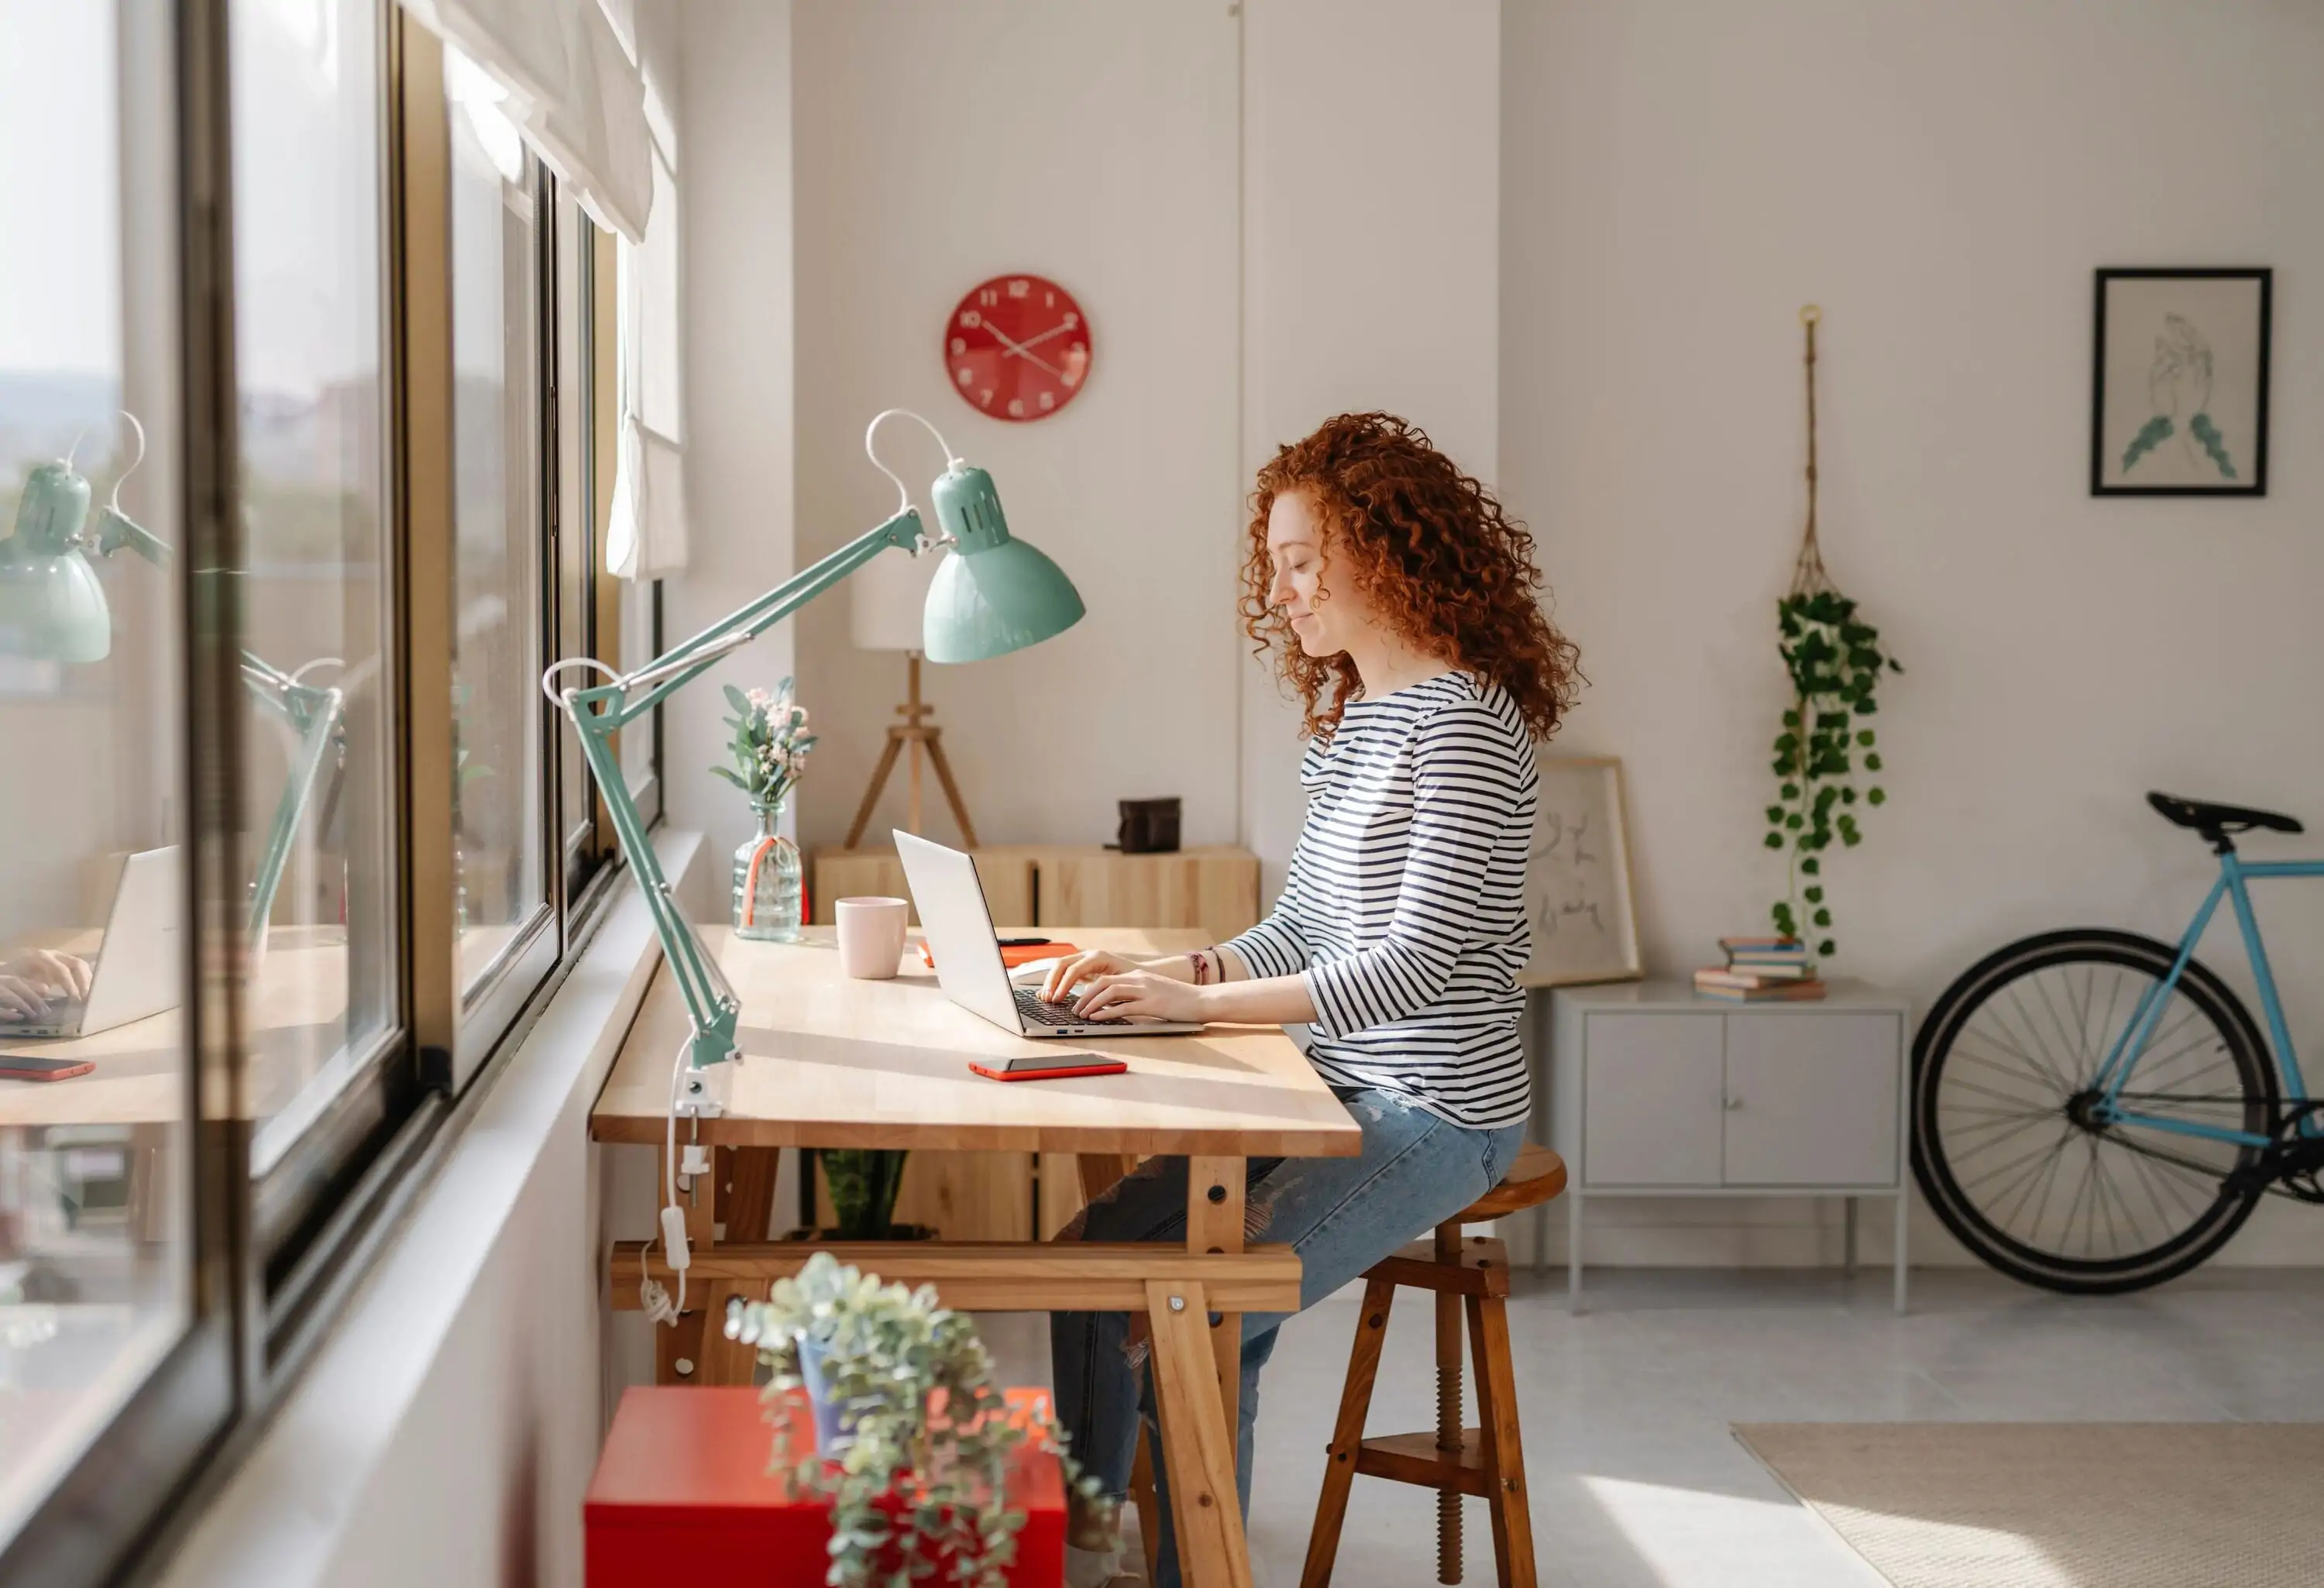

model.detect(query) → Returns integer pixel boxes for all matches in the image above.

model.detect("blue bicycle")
[1912,792,2324,1293]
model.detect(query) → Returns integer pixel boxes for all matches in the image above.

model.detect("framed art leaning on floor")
[2092,266,2271,497]
[1518,755,1643,988]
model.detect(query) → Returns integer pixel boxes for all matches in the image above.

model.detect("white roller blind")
[400,0,653,243]
[605,150,687,578]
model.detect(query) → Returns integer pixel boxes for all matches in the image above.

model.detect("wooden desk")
[592,926,1359,1588]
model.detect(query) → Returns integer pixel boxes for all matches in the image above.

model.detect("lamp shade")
[0,461,112,663]
[920,464,1084,663]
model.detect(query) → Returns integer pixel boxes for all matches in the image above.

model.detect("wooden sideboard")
[804,843,1263,1241]
[812,844,1261,939]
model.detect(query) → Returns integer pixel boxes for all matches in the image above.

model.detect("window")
[0,1,225,1578]
[230,0,409,1270]
[445,44,556,1064]
[0,6,662,1581]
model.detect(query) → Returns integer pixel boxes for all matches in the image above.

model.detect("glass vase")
[732,800,803,942]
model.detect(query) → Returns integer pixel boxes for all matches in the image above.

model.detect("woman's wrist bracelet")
[1187,950,1209,985]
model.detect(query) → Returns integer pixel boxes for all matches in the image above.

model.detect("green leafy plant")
[712,677,816,808]
[1765,591,1899,957]
[1768,307,1900,962]
[2120,414,2173,473]
[816,1149,913,1242]
[728,1253,1112,1588]
[2189,411,2236,479]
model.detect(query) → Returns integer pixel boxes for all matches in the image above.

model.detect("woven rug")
[1733,1422,2324,1588]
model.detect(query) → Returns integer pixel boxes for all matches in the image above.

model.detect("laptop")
[0,847,182,1040]
[893,830,1204,1039]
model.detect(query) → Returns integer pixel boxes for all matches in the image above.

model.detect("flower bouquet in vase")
[716,679,816,942]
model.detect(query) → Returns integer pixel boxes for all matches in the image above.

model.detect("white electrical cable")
[638,1030,694,1328]
[106,410,146,514]
[863,408,962,532]
[540,655,621,712]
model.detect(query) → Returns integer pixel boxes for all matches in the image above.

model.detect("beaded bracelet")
[1188,949,1210,985]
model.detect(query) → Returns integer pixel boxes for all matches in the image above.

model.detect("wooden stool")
[1301,1143,1568,1588]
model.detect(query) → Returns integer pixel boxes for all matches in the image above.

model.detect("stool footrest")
[1363,1236,1511,1298]
[1351,1429,1492,1497]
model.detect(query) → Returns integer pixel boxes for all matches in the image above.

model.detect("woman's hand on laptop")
[1071,967,1205,1023]
[0,950,92,1019]
[1037,950,1140,1003]
[1040,949,1206,1020]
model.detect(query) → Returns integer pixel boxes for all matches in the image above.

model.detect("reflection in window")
[0,0,188,1541]
[447,46,545,992]
[229,0,397,1177]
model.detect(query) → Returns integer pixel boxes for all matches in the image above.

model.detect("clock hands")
[1002,321,1075,356]
[981,321,1066,379]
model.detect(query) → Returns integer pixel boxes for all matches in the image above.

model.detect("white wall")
[1501,0,2324,1266]
[790,0,1241,856]
[668,0,794,892]
[1239,0,1504,897]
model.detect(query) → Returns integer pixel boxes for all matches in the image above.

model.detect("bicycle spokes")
[1915,934,2272,1292]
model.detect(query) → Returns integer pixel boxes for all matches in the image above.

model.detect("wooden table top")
[0,923,526,1130]
[591,926,1363,1158]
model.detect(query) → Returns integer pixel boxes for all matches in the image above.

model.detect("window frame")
[0,7,665,1583]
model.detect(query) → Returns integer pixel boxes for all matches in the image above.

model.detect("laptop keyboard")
[1015,988,1122,1027]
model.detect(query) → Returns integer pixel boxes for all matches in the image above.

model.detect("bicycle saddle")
[2146,791,2305,839]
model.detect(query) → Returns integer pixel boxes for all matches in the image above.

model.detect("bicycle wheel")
[1912,930,2277,1294]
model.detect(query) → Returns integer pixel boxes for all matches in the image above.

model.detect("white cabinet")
[1581,1013,1724,1186]
[1548,981,1910,1311]
[1721,1012,1900,1187]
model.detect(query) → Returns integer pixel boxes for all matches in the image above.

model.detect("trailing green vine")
[1764,308,1901,961]
[1765,591,1897,955]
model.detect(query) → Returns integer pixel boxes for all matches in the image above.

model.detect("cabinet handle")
[1724,1095,1742,1111]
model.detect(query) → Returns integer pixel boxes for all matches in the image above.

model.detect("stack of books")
[1693,937,1827,1002]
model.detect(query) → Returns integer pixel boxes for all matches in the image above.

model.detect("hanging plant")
[1764,308,1902,961]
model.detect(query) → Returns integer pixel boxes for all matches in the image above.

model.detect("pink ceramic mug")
[834,896,910,980]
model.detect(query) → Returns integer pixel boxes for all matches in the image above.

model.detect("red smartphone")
[0,1056,95,1083]
[969,1053,1129,1083]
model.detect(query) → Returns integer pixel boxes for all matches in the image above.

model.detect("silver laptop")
[0,847,182,1039]
[893,830,1203,1039]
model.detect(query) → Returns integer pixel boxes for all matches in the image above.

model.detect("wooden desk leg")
[1147,1279,1255,1588]
[655,1141,722,1387]
[1186,1156,1246,1457]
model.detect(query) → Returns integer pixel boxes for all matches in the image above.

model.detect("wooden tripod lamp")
[844,543,978,847]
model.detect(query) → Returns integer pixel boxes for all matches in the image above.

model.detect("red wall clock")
[944,273,1092,422]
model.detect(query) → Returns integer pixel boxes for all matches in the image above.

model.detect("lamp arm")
[245,680,346,946]
[545,509,927,1096]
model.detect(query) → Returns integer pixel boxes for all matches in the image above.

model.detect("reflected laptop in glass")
[0,846,181,1039]
[893,830,1202,1039]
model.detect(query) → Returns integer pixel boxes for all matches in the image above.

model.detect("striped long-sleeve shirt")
[1222,671,1538,1129]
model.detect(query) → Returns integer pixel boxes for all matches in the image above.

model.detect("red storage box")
[586,1386,1065,1586]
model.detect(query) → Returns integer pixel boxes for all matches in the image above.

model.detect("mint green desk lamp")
[0,420,345,950]
[542,409,1084,1119]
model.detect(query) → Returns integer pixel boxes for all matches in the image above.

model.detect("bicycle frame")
[2090,851,2324,1149]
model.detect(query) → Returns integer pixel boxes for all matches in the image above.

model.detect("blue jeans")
[1050,1087,1525,1588]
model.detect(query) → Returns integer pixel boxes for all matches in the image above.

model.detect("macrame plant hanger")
[1791,304,1833,600]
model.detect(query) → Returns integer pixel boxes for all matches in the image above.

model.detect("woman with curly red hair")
[1043,413,1580,1587]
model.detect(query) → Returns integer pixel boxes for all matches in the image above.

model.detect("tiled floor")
[985,1265,2324,1586]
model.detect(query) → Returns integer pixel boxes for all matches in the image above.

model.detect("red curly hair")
[1241,412,1580,741]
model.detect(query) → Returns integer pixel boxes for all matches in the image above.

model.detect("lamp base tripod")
[844,653,978,849]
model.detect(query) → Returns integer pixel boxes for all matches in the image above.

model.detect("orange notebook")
[919,941,1079,971]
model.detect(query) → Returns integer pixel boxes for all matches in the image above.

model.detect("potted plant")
[726,1253,1112,1588]
[717,679,816,942]
[811,1148,924,1243]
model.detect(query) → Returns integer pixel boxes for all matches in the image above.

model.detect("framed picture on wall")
[1516,755,1643,988]
[2092,267,2271,497]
